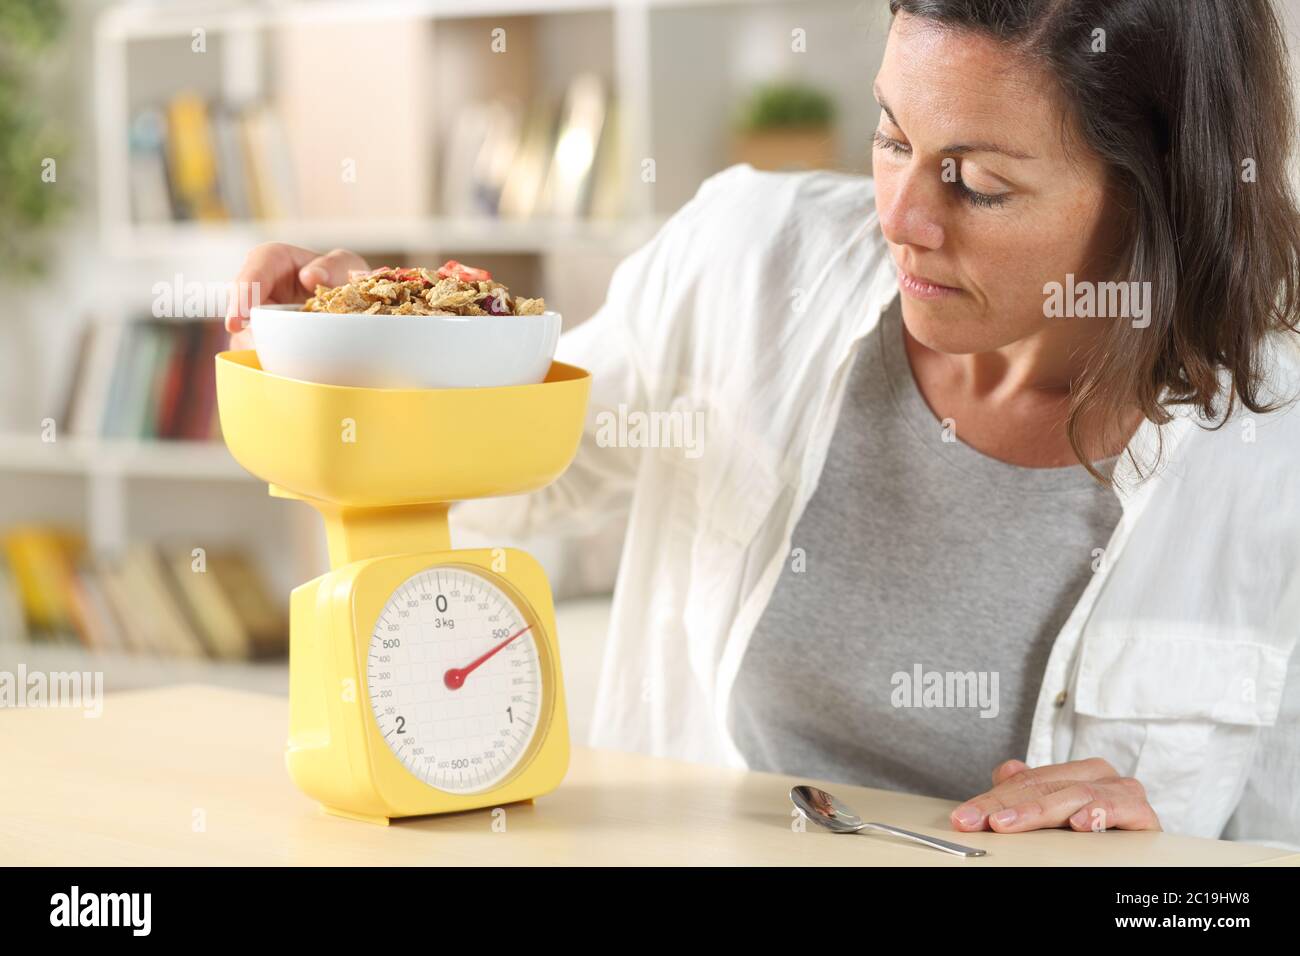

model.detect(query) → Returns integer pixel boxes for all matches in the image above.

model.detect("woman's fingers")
[991,758,1028,786]
[228,327,254,351]
[986,777,1162,833]
[990,756,1116,791]
[1063,776,1161,832]
[225,243,318,332]
[223,244,369,333]
[951,774,1076,830]
[952,757,1121,830]
[297,247,369,293]
[950,763,1162,833]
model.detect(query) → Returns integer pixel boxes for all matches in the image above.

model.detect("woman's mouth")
[898,269,963,300]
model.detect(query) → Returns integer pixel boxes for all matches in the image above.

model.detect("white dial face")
[367,565,545,794]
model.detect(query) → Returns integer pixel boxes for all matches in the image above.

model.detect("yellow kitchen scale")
[214,349,590,825]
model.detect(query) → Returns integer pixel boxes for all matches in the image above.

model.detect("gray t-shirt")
[727,297,1123,801]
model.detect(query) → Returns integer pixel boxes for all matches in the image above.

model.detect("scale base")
[319,798,537,827]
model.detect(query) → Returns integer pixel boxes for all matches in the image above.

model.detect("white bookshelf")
[1,0,877,687]
[93,0,663,259]
[92,0,880,257]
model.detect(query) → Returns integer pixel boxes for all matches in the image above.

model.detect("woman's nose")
[878,167,946,251]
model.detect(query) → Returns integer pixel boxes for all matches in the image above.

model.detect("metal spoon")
[790,785,987,858]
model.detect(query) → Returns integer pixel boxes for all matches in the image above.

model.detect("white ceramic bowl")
[249,303,562,389]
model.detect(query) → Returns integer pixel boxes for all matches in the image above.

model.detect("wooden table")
[1,686,1295,866]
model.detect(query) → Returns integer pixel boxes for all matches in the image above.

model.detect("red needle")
[443,624,532,690]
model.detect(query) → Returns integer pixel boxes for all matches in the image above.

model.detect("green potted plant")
[0,0,68,432]
[732,81,837,172]
[0,0,68,276]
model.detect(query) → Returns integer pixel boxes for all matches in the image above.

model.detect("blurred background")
[2,0,1298,742]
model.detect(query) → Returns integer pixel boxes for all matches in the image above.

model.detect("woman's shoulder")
[694,161,876,204]
[1168,334,1300,480]
[655,164,892,319]
[686,163,881,250]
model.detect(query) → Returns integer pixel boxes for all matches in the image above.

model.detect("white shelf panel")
[0,641,288,698]
[0,434,250,481]
[101,216,664,260]
[99,0,778,40]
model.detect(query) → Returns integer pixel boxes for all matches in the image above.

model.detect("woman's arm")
[449,258,651,541]
[453,175,724,540]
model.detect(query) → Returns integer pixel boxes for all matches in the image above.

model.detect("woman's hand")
[949,757,1162,833]
[224,244,369,350]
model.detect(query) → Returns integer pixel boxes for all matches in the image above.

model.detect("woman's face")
[872,14,1121,356]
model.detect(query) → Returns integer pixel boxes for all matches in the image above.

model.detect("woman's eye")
[873,130,1012,208]
[872,130,911,156]
[957,163,1011,208]
[958,180,1010,208]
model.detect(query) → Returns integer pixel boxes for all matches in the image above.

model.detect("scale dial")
[367,565,546,794]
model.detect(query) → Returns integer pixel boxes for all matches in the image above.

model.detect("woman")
[227,0,1300,844]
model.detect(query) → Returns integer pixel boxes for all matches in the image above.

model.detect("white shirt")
[458,164,1300,846]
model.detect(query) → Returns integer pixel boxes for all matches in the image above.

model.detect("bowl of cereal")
[249,260,561,389]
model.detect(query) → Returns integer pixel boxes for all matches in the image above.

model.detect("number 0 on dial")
[368,565,546,794]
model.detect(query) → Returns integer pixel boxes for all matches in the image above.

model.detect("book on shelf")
[538,73,608,221]
[57,316,96,438]
[127,74,626,229]
[128,95,297,225]
[210,106,252,220]
[127,107,173,224]
[0,527,286,660]
[443,73,624,222]
[496,97,559,221]
[588,97,626,221]
[440,99,522,219]
[63,318,227,443]
[0,527,82,640]
[0,559,27,644]
[239,103,299,221]
[166,93,228,222]
[66,564,124,653]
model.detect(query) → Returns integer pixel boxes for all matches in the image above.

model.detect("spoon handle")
[859,822,987,857]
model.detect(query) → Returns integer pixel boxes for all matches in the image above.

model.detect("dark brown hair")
[889,0,1300,482]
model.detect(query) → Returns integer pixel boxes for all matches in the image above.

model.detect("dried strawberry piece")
[437,259,493,283]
